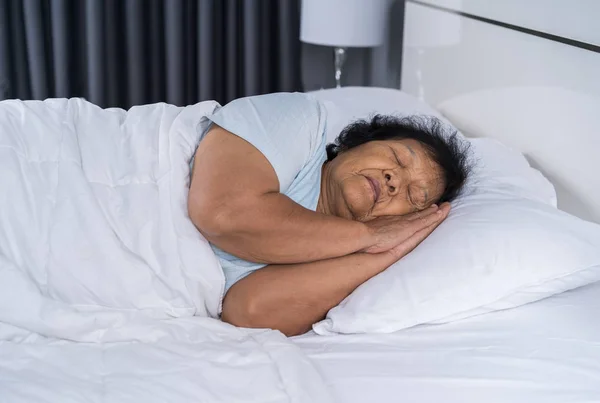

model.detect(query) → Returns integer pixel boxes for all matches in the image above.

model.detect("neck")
[317,163,332,215]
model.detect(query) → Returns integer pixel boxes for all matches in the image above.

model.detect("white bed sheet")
[294,281,600,403]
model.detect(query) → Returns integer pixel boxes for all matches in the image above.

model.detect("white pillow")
[308,86,449,143]
[436,86,600,223]
[313,137,600,335]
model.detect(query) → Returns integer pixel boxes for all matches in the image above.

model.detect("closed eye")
[407,190,418,209]
[411,190,429,210]
[388,146,405,167]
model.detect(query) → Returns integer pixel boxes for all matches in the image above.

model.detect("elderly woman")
[189,92,470,336]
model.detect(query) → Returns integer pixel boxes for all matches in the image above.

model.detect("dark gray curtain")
[0,0,302,108]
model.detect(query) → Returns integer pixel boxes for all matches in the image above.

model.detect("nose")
[383,169,402,196]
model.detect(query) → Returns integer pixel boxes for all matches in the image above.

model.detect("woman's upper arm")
[188,93,323,235]
[188,125,279,234]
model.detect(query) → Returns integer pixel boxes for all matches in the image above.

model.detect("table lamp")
[300,0,389,88]
[403,0,462,100]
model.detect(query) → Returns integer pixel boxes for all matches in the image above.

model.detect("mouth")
[365,176,381,203]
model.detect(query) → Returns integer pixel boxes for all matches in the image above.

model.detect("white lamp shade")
[404,0,462,48]
[300,0,389,47]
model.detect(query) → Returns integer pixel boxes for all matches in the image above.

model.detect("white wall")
[415,0,600,46]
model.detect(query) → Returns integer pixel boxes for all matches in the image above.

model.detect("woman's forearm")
[191,191,372,264]
[188,126,373,264]
[221,251,398,337]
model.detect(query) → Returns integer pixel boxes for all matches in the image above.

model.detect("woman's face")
[322,139,445,221]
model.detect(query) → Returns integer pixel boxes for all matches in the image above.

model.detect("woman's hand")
[362,203,451,255]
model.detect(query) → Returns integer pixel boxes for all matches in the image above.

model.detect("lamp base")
[333,47,347,88]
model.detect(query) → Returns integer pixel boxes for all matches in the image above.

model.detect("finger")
[439,201,451,211]
[414,214,445,242]
[413,202,451,226]
[437,202,451,217]
[412,205,450,240]
[405,204,439,221]
[410,206,447,231]
[392,218,444,258]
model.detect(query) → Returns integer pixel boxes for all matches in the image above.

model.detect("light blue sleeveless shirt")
[201,92,328,292]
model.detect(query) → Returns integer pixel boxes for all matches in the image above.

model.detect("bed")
[293,1,600,401]
[296,280,600,403]
[1,1,599,402]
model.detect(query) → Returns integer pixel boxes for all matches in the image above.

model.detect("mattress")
[294,280,600,403]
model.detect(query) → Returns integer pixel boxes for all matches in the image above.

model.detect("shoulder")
[223,92,325,123]
[206,92,327,193]
[223,91,327,149]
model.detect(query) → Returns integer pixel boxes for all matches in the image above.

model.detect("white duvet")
[0,98,332,403]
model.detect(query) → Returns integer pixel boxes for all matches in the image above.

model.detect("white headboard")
[400,0,600,224]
